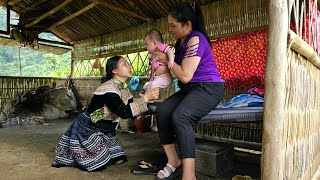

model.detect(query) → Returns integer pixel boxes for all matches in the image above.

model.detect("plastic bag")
[128,76,142,92]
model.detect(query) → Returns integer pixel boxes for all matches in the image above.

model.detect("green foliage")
[42,53,71,77]
[0,46,71,77]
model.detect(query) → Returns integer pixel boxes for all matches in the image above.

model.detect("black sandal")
[137,160,159,167]
[129,160,159,176]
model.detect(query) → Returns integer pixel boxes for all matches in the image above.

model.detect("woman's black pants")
[156,82,224,159]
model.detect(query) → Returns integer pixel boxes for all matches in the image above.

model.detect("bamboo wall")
[73,0,268,61]
[71,77,103,107]
[263,46,320,180]
[262,0,320,179]
[0,76,67,112]
[285,48,320,179]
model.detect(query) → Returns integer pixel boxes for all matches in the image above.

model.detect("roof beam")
[46,3,96,31]
[7,0,22,6]
[24,0,74,28]
[38,38,71,47]
[91,0,151,22]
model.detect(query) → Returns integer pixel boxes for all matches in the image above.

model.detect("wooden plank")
[37,41,71,50]
[38,38,71,46]
[261,0,288,179]
[24,0,74,28]
[70,48,75,78]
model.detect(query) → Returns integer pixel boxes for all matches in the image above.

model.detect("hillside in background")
[0,8,71,77]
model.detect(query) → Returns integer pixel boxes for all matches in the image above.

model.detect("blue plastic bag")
[128,76,142,92]
[223,94,264,108]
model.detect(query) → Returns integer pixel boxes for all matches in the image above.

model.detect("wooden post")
[6,5,10,34]
[18,47,22,76]
[70,47,76,78]
[262,0,288,179]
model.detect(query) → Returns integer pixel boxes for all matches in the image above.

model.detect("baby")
[144,29,174,90]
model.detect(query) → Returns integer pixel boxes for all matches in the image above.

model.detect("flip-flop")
[137,160,158,168]
[156,163,182,180]
[129,163,159,176]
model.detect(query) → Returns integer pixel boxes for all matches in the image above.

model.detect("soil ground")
[0,118,260,180]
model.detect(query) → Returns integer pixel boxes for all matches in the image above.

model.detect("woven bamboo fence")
[0,76,67,112]
[262,0,320,179]
[73,0,268,61]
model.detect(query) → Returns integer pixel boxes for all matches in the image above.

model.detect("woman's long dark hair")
[101,56,122,83]
[168,2,211,48]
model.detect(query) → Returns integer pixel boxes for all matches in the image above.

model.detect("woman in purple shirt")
[155,2,224,180]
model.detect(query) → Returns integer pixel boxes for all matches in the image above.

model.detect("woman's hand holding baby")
[143,88,159,102]
[154,50,168,63]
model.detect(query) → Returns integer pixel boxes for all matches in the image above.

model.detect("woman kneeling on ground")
[52,56,159,171]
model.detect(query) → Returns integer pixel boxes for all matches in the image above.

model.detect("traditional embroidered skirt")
[52,113,127,171]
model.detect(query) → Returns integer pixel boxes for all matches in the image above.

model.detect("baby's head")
[145,29,163,53]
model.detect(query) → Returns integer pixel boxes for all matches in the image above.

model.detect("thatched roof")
[0,0,218,44]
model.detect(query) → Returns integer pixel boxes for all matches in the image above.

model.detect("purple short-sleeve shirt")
[175,31,221,83]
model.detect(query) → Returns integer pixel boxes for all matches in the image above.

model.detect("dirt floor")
[0,118,260,180]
